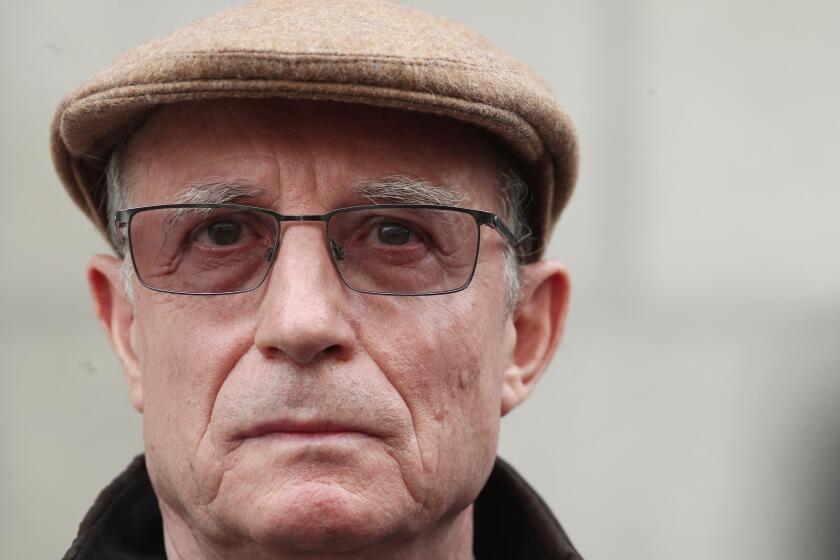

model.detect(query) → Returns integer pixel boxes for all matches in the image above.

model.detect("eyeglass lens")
[128,206,480,295]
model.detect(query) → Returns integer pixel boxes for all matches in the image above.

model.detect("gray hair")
[105,142,529,310]
[495,160,528,310]
[105,141,136,302]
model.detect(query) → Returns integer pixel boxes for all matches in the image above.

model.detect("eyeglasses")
[115,203,522,296]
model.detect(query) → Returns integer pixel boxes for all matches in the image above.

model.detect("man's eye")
[377,223,412,245]
[205,220,243,245]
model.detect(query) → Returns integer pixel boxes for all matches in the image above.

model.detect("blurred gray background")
[2,1,839,558]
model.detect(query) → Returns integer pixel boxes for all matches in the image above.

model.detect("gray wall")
[2,1,839,558]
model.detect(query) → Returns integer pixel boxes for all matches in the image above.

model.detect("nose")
[254,223,356,365]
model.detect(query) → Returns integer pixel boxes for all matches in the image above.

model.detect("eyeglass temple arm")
[112,212,132,253]
[477,212,533,249]
[114,210,130,227]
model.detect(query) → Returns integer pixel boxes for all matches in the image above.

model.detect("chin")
[239,482,407,553]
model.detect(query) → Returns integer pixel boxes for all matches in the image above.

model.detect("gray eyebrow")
[170,175,465,209]
[173,180,266,204]
[352,175,467,207]
[162,180,266,232]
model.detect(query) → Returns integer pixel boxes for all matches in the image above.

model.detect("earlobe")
[88,254,144,412]
[500,260,570,416]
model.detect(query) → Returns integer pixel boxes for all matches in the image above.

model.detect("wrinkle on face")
[128,99,512,556]
[355,291,493,513]
[367,344,431,509]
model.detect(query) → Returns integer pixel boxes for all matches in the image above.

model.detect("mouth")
[240,420,374,442]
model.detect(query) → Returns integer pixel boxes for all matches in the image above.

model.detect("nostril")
[258,342,345,364]
[261,345,280,360]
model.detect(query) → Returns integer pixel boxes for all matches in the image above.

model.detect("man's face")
[111,99,521,551]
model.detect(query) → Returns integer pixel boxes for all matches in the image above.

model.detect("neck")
[160,502,475,560]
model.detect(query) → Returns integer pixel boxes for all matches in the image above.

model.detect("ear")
[500,260,570,416]
[88,254,144,412]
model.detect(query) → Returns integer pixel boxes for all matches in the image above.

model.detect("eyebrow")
[351,175,467,207]
[173,180,266,204]
[169,175,466,209]
[162,180,267,232]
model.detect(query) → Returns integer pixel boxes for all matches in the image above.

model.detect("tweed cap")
[51,0,578,258]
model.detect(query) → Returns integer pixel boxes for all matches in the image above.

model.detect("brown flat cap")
[51,0,578,258]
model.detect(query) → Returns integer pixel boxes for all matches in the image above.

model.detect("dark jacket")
[63,456,582,559]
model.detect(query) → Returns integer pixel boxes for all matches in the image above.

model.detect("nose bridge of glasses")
[278,214,328,223]
[268,215,335,272]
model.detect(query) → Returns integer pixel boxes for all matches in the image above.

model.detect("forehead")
[122,99,504,210]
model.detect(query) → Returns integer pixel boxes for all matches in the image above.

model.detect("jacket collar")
[64,455,581,559]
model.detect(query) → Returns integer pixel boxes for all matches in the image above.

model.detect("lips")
[239,419,375,440]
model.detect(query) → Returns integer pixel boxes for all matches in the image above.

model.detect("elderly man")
[53,2,580,559]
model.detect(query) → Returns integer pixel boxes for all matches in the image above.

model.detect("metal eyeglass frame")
[114,203,525,297]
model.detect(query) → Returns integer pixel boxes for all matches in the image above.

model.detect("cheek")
[132,296,257,504]
[359,289,509,507]
[432,298,508,446]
